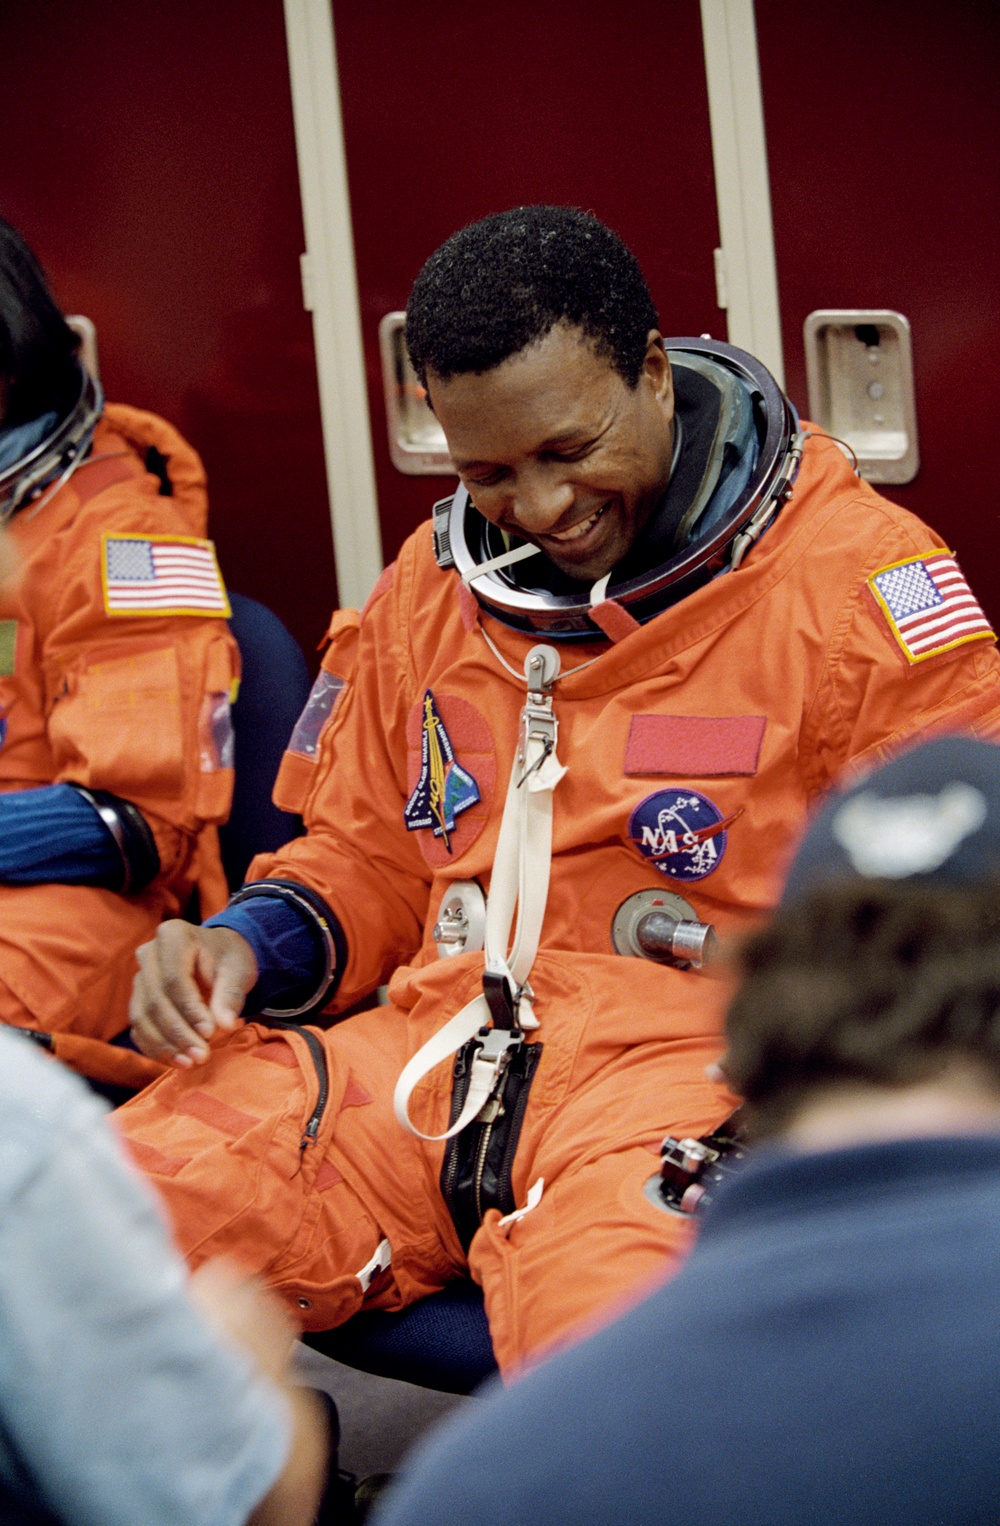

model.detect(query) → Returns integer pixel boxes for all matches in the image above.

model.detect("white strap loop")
[355,1237,392,1291]
[497,1177,545,1232]
[393,994,489,1140]
[589,572,611,605]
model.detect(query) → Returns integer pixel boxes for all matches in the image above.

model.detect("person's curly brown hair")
[725,880,1000,1137]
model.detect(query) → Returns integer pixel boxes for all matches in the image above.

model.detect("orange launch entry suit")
[118,431,1000,1373]
[0,405,238,1088]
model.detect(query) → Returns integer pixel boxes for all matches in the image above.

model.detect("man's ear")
[643,330,673,411]
[422,369,438,417]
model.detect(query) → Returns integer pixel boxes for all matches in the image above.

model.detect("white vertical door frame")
[699,0,785,385]
[283,0,383,608]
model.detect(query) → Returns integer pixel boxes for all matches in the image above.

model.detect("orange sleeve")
[247,547,432,1009]
[800,515,1000,796]
[271,606,362,815]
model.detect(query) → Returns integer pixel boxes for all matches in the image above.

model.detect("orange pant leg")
[468,1033,736,1375]
[114,1008,465,1330]
[117,1004,736,1376]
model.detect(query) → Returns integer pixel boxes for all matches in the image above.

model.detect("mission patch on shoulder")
[102,534,230,617]
[868,551,994,664]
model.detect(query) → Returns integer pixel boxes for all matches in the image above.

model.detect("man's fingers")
[129,923,257,1065]
[129,968,204,1066]
[199,932,257,1030]
[154,923,220,1038]
[131,925,214,1064]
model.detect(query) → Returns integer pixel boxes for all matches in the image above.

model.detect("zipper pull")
[478,1094,506,1125]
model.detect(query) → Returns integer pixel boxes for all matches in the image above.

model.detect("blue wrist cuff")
[206,896,329,1016]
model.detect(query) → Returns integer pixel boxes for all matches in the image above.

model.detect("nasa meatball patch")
[628,788,739,881]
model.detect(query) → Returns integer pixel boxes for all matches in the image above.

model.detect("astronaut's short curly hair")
[725,880,1000,1138]
[405,206,659,389]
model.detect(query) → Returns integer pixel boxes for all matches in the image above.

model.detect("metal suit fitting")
[518,645,560,786]
[611,888,718,970]
[433,881,487,958]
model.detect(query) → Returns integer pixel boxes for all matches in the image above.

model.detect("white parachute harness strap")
[394,643,568,1142]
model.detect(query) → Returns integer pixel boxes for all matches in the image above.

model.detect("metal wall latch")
[379,311,453,475]
[803,309,919,484]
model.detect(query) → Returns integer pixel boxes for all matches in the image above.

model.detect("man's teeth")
[550,507,604,542]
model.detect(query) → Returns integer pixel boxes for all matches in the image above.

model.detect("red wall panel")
[757,0,1000,620]
[0,0,334,660]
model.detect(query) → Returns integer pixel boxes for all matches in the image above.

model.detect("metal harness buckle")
[467,1025,523,1121]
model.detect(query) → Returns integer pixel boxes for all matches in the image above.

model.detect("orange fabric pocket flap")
[50,643,184,797]
[204,631,239,693]
[273,749,316,814]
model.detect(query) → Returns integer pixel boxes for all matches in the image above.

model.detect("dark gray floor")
[293,1343,471,1479]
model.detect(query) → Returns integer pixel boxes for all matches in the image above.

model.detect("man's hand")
[130,921,258,1067]
[189,1258,298,1381]
[190,1259,330,1526]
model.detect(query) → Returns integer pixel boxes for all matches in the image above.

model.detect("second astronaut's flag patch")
[102,534,230,617]
[868,551,994,664]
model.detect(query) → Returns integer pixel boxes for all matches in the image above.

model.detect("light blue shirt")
[0,1029,290,1525]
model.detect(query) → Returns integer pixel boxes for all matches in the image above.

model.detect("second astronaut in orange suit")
[0,220,238,1090]
[121,208,1000,1375]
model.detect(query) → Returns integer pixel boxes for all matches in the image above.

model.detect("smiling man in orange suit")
[118,206,1000,1376]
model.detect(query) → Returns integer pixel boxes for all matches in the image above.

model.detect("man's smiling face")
[427,323,676,584]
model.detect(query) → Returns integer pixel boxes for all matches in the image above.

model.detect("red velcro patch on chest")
[625,715,766,777]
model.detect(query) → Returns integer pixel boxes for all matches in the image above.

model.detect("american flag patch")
[102,535,230,618]
[869,551,994,664]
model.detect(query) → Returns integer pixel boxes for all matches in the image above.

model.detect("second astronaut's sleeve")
[39,504,240,886]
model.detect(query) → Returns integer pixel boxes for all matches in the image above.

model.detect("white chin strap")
[393,644,567,1141]
[461,540,542,589]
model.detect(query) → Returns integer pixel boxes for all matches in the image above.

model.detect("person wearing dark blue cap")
[372,734,1000,1526]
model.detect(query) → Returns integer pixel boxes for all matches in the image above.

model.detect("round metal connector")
[611,888,718,970]
[433,881,487,958]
